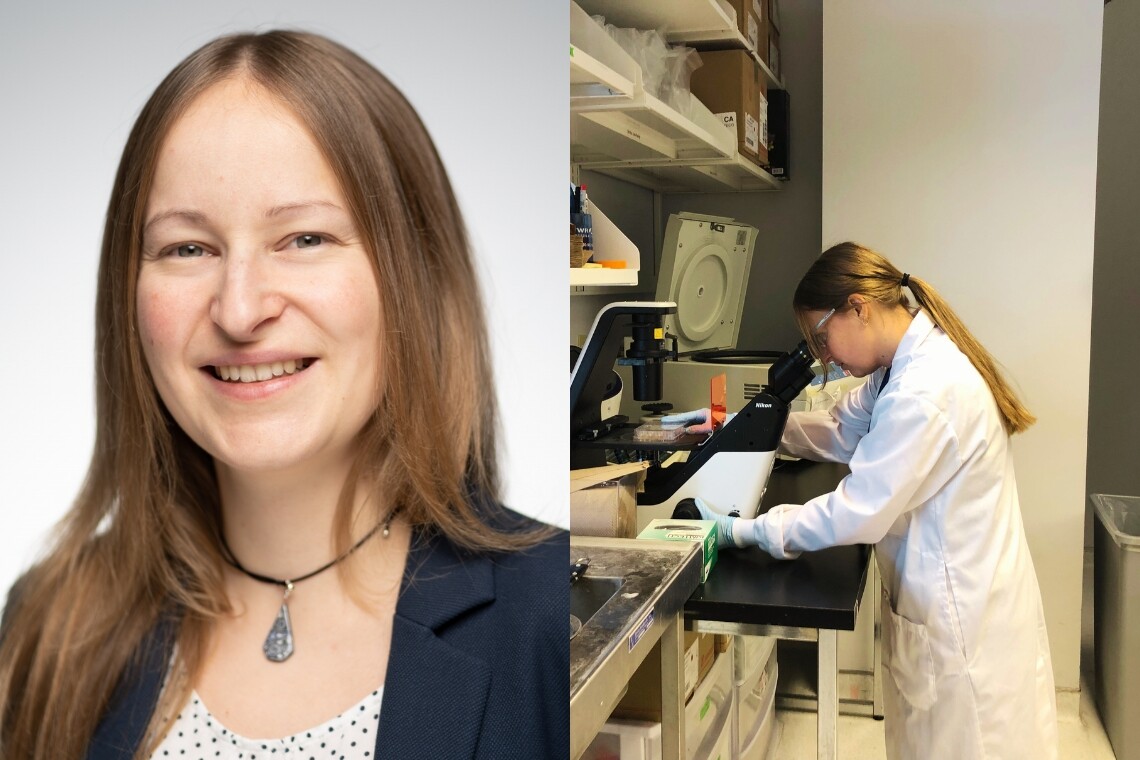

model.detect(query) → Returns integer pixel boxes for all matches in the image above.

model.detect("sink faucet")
[570,557,590,583]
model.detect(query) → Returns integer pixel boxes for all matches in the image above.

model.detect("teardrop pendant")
[263,585,295,662]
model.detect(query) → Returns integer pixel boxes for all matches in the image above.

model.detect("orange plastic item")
[710,373,727,427]
[595,260,627,269]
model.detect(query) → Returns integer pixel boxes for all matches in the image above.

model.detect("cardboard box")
[570,463,648,538]
[721,0,762,54]
[693,630,715,684]
[690,50,768,166]
[611,632,716,721]
[767,88,789,180]
[637,519,718,582]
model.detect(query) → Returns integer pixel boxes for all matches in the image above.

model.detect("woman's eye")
[173,244,205,258]
[293,234,324,249]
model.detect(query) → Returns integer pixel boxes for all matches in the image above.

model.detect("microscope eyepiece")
[766,339,816,404]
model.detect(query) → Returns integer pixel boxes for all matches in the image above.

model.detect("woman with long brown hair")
[0,30,566,759]
[695,242,1057,758]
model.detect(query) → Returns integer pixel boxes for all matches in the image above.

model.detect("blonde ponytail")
[794,242,1035,435]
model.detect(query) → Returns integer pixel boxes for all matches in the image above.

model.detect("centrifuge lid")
[654,212,757,354]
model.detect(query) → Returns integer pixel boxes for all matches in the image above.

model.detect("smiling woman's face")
[137,77,383,477]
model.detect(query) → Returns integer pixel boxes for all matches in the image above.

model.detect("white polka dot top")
[151,687,383,759]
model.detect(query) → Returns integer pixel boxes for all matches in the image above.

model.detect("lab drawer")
[733,634,776,685]
[738,697,777,760]
[699,690,735,760]
[687,641,734,759]
[585,641,734,760]
[580,718,661,760]
[736,645,779,760]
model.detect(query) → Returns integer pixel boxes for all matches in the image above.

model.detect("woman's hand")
[692,496,736,548]
[694,496,775,555]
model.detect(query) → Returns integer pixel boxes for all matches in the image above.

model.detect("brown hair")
[0,30,549,758]
[793,242,1036,435]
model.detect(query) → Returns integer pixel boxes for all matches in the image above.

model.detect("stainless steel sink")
[569,536,704,760]
[571,575,623,630]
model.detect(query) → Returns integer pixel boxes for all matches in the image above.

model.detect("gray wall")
[1087,0,1140,522]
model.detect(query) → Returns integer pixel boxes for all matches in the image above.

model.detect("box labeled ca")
[638,519,717,582]
[690,50,768,166]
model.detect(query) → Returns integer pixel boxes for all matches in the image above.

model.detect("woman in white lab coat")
[699,242,1058,759]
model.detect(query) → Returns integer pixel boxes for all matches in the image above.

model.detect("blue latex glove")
[660,408,713,434]
[694,497,781,556]
[693,497,738,549]
[660,409,738,435]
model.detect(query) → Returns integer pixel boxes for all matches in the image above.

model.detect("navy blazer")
[4,519,569,759]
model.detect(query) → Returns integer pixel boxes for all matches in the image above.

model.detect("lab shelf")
[575,0,784,88]
[571,75,734,164]
[581,153,782,194]
[570,45,637,105]
[568,0,786,296]
[570,46,780,193]
[571,267,639,287]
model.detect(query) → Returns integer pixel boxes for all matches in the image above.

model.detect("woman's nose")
[209,251,284,340]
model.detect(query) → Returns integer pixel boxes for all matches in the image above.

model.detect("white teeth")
[213,360,309,383]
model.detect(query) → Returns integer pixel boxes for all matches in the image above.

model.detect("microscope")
[571,300,817,531]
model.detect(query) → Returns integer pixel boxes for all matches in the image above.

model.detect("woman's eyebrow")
[264,200,345,219]
[142,201,346,236]
[143,208,208,235]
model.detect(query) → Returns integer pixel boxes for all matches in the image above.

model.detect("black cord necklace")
[219,505,402,663]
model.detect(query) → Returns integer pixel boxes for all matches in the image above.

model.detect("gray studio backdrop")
[0,2,568,596]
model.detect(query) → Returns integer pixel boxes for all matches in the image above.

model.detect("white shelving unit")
[570,45,637,104]
[575,0,784,88]
[569,0,786,292]
[577,154,781,193]
[569,0,783,198]
[570,268,638,287]
[569,47,780,194]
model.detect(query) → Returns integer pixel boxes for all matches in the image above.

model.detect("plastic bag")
[592,16,703,115]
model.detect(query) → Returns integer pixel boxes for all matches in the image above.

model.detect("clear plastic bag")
[661,45,703,116]
[593,16,703,115]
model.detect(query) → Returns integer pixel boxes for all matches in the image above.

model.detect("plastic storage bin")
[687,643,734,759]
[733,634,776,685]
[703,695,735,760]
[1091,493,1140,760]
[581,719,662,760]
[584,643,734,760]
[735,638,779,760]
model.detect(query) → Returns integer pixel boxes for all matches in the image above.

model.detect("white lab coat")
[752,310,1058,759]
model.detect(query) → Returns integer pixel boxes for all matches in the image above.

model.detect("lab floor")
[771,548,1118,759]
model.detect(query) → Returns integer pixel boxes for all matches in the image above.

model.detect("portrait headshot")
[0,4,568,759]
